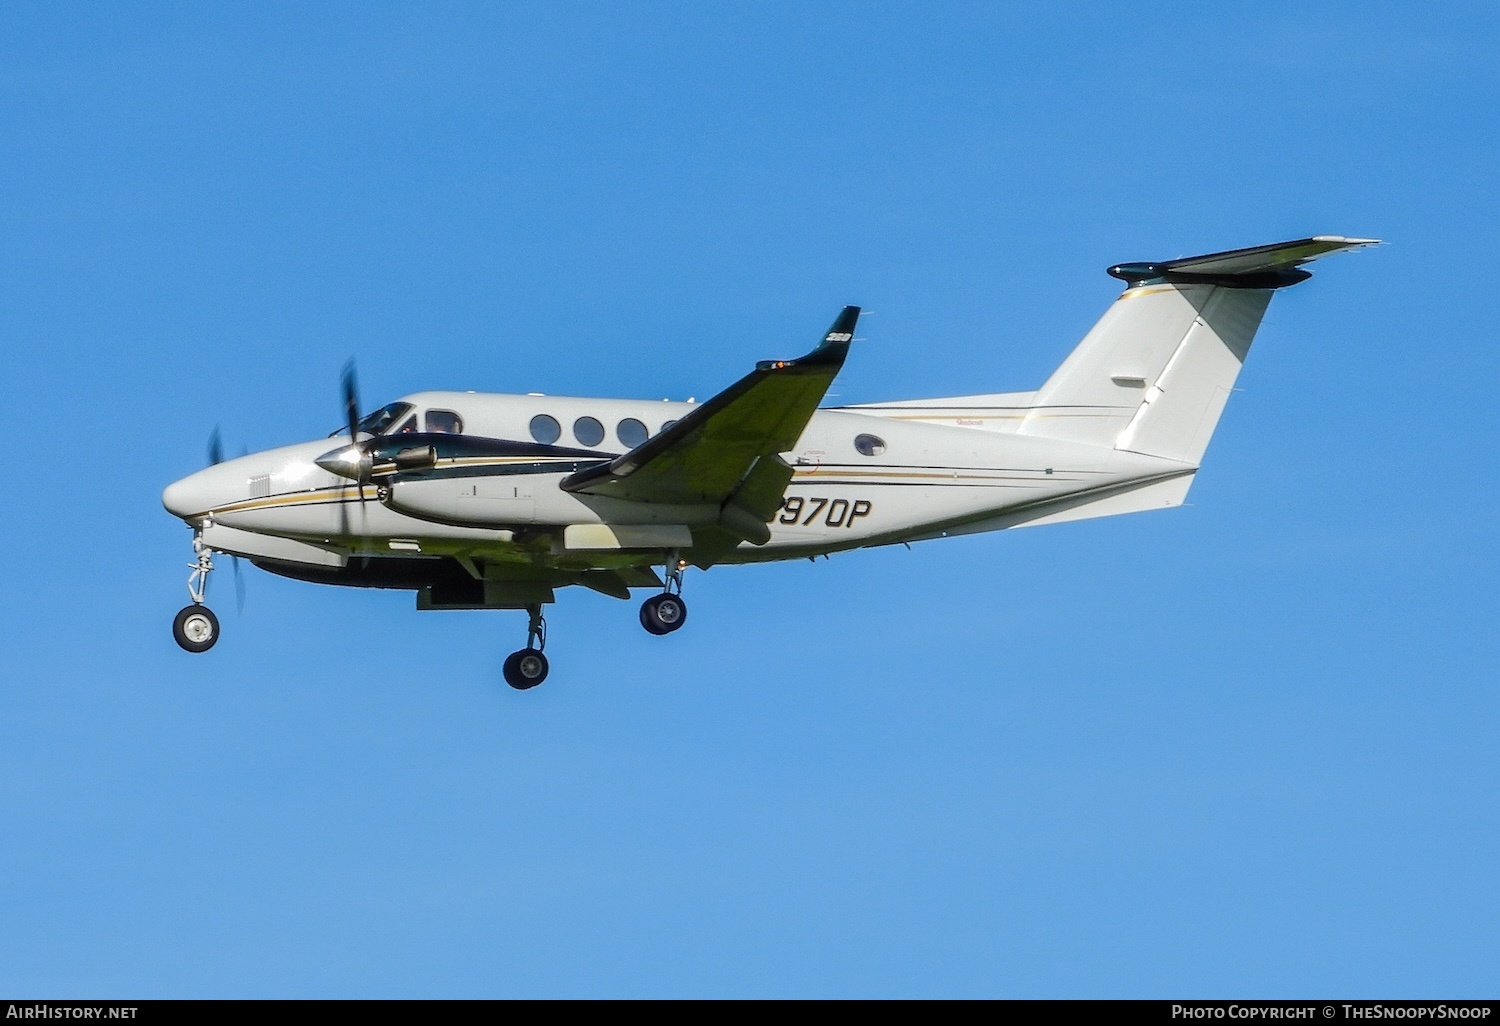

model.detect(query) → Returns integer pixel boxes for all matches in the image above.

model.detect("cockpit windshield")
[329,402,415,437]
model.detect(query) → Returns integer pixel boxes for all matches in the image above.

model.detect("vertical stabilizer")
[1016,236,1377,464]
[1017,283,1216,448]
[1112,286,1270,464]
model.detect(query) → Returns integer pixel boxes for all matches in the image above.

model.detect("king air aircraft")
[163,236,1375,689]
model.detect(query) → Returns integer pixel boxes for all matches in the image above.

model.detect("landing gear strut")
[173,535,220,653]
[502,604,549,690]
[640,552,688,636]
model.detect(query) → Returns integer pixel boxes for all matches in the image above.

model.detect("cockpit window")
[332,402,415,437]
[426,410,463,434]
[391,415,418,434]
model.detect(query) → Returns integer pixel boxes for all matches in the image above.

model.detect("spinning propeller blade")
[337,359,363,539]
[206,426,248,614]
[232,554,246,615]
[342,359,361,442]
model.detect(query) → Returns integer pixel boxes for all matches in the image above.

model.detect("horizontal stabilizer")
[1109,236,1379,289]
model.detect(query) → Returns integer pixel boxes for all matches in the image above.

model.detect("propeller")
[334,359,371,540]
[205,425,247,615]
[319,361,438,542]
[342,359,361,444]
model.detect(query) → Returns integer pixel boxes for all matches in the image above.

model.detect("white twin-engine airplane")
[163,236,1375,688]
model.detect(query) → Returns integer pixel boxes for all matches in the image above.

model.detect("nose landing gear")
[640,553,688,636]
[173,538,220,653]
[502,604,550,690]
[173,604,219,653]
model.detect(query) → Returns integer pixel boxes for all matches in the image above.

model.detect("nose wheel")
[503,604,550,690]
[173,537,220,653]
[173,604,220,653]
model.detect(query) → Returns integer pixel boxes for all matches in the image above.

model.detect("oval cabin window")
[529,414,561,445]
[854,433,887,457]
[573,416,605,447]
[617,418,648,448]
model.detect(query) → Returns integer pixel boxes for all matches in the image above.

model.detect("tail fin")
[1017,236,1377,463]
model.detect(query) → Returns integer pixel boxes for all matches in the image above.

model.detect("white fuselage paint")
[162,389,1194,568]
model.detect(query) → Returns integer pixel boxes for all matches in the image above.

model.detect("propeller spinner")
[315,359,378,539]
[316,360,375,482]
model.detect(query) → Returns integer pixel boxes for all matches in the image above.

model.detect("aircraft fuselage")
[163,389,1191,572]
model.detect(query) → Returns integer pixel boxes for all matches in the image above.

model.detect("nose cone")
[163,468,214,521]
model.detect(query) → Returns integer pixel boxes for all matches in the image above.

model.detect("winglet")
[757,306,860,370]
[561,306,861,506]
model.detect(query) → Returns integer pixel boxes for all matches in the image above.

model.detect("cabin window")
[617,418,648,448]
[660,419,678,434]
[426,410,463,434]
[854,433,887,457]
[529,414,561,445]
[573,416,605,447]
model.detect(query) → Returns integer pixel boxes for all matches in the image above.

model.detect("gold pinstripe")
[196,485,374,519]
[195,464,1079,519]
[791,468,1066,482]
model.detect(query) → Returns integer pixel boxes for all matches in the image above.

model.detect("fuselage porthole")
[574,416,605,447]
[617,418,648,448]
[529,414,561,445]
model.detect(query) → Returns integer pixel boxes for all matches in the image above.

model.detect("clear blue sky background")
[2,2,1496,998]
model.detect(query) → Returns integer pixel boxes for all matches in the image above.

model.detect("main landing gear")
[504,553,689,691]
[502,604,550,690]
[640,553,688,636]
[173,538,220,653]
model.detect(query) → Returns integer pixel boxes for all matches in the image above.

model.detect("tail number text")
[778,497,872,528]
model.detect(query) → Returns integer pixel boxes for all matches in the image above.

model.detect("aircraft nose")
[162,469,213,521]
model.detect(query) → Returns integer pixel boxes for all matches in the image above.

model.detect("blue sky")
[2,2,1496,998]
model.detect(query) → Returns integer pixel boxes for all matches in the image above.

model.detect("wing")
[560,306,860,541]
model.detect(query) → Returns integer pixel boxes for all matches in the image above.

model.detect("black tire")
[639,593,688,636]
[503,649,549,690]
[173,604,219,654]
